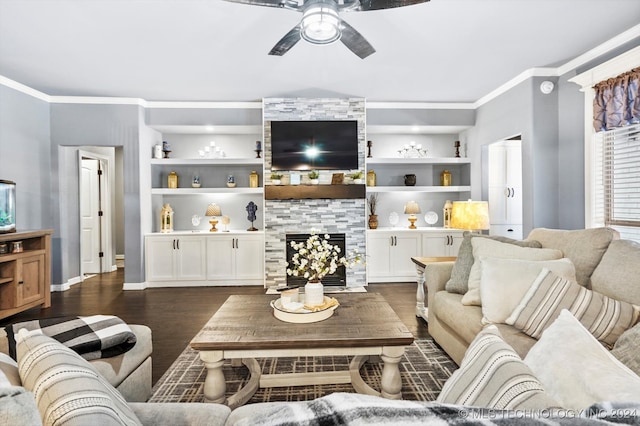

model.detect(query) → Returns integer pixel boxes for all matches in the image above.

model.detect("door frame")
[78,150,113,277]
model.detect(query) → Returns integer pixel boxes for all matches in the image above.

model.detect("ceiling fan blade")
[269,24,302,56]
[340,20,375,59]
[356,0,430,11]
[222,0,286,9]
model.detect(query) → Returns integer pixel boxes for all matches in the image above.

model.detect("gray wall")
[0,86,52,231]
[50,103,145,285]
[462,76,564,236]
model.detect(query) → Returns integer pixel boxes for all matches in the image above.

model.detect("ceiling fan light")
[301,4,341,45]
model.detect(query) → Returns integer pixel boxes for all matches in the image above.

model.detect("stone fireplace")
[263,98,367,288]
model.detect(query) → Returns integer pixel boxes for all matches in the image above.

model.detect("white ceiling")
[1,0,639,103]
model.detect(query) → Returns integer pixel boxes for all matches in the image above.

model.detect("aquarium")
[0,180,16,233]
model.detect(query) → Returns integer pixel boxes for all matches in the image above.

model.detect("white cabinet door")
[366,231,420,282]
[390,234,421,278]
[366,233,393,281]
[234,234,264,280]
[422,231,464,257]
[145,236,178,281]
[175,236,207,280]
[206,236,234,280]
[146,235,206,281]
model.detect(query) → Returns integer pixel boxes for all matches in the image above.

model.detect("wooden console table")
[0,229,52,320]
[411,256,456,322]
[190,293,414,408]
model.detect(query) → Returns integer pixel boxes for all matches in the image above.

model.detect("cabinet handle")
[18,280,24,285]
[511,187,515,197]
[173,239,176,250]
[235,238,239,249]
[394,236,397,246]
[504,187,510,197]
[390,236,393,246]
[176,239,180,250]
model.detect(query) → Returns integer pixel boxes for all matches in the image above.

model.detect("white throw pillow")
[524,310,640,410]
[480,257,576,325]
[461,238,563,306]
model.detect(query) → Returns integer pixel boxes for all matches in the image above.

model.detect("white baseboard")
[123,281,148,290]
[51,275,83,292]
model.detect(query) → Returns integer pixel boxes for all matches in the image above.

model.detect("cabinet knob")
[18,281,24,285]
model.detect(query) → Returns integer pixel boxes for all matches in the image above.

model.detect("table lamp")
[450,200,490,232]
[205,203,222,232]
[403,201,421,229]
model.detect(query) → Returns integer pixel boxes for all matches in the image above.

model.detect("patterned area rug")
[149,338,457,404]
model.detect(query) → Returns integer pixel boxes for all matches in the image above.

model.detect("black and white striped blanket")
[5,315,137,361]
[234,393,640,425]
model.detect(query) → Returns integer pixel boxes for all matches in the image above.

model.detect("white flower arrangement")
[286,231,363,283]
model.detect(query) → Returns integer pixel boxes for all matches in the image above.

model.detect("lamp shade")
[205,203,222,217]
[450,200,490,230]
[403,201,421,215]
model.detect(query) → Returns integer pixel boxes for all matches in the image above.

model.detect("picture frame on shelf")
[331,173,344,185]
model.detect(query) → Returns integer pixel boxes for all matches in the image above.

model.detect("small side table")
[411,256,456,322]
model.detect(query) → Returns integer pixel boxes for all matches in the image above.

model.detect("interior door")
[81,158,102,274]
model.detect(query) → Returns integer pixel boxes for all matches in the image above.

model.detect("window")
[593,123,640,241]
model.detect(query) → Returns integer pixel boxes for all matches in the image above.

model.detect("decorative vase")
[249,170,259,188]
[304,282,324,307]
[353,178,363,184]
[272,179,281,185]
[440,170,452,186]
[310,179,319,185]
[368,214,378,229]
[168,171,178,189]
[404,174,416,186]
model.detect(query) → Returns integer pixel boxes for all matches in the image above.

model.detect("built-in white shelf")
[365,157,470,165]
[151,188,263,195]
[150,158,263,166]
[367,186,471,193]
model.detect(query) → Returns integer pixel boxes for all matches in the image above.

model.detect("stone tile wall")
[263,98,367,287]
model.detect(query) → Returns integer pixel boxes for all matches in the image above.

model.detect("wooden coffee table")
[190,293,414,408]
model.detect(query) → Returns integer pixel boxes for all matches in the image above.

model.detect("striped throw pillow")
[436,326,558,410]
[16,329,141,426]
[507,268,639,347]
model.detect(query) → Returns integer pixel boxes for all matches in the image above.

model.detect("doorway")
[79,150,112,276]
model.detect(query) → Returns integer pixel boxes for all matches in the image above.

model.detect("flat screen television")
[270,120,359,171]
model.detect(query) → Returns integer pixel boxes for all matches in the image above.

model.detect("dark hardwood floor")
[0,269,430,385]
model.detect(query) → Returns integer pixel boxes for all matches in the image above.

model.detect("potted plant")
[367,193,379,229]
[271,172,283,185]
[286,231,363,306]
[350,170,364,184]
[308,170,320,185]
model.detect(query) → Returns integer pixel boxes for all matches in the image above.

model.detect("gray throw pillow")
[612,322,640,376]
[445,232,542,294]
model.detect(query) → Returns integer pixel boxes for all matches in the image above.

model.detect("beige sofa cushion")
[591,239,640,305]
[433,291,483,344]
[527,227,618,288]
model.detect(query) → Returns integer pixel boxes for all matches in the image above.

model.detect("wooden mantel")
[264,184,366,200]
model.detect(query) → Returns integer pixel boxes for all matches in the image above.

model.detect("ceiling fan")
[223,0,430,59]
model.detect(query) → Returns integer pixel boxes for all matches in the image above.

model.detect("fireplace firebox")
[285,233,346,287]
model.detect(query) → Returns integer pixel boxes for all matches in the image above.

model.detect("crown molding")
[0,75,50,102]
[365,102,475,110]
